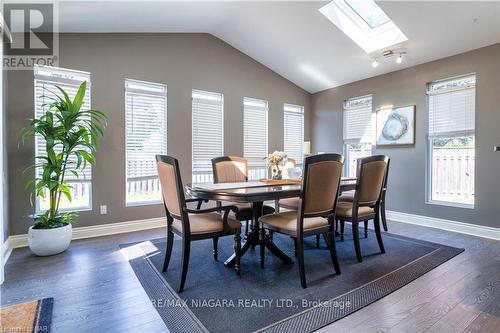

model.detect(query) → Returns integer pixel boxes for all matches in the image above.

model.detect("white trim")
[3,217,167,262]
[387,210,500,241]
[2,238,11,267]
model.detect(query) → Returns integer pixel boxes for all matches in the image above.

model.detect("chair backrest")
[299,154,344,218]
[212,156,248,183]
[355,155,389,206]
[156,155,186,220]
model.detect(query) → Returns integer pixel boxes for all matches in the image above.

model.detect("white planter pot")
[28,224,72,256]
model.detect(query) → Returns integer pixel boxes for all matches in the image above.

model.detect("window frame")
[124,78,167,207]
[426,74,476,209]
[33,65,93,213]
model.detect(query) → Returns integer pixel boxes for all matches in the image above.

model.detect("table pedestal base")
[224,201,294,268]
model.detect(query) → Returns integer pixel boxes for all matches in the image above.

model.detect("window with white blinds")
[244,97,268,180]
[343,95,373,143]
[427,74,476,207]
[192,89,224,183]
[284,104,304,166]
[125,79,167,205]
[34,65,92,212]
[343,95,373,177]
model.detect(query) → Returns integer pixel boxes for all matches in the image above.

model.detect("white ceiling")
[58,1,500,93]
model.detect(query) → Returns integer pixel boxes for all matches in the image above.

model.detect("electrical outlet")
[100,205,107,215]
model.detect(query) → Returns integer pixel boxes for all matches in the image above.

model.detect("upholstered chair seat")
[336,201,374,218]
[278,197,300,210]
[261,211,329,235]
[232,204,275,221]
[338,190,355,202]
[172,213,241,235]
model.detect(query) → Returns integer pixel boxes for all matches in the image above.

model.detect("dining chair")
[212,156,275,236]
[338,158,390,235]
[336,155,389,262]
[260,154,344,288]
[156,155,242,293]
[278,157,322,248]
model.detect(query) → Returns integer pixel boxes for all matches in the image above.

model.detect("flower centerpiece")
[265,151,287,180]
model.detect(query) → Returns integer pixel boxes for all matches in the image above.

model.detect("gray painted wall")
[7,33,311,236]
[312,43,500,228]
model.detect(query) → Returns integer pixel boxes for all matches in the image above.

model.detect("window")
[125,79,167,205]
[192,89,224,183]
[318,0,407,53]
[284,104,304,166]
[343,95,373,177]
[34,65,92,212]
[427,74,475,207]
[244,97,268,180]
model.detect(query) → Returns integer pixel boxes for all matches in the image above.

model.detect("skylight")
[319,0,408,53]
[345,0,391,28]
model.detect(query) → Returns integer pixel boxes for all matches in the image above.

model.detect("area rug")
[0,297,53,333]
[121,229,463,333]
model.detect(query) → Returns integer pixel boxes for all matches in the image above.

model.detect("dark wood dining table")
[185,178,356,268]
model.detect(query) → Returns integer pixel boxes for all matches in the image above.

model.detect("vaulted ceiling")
[59,1,500,93]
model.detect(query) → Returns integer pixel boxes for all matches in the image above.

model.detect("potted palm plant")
[22,81,106,256]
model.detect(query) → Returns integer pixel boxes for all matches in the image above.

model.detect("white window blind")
[343,95,373,143]
[428,74,476,137]
[244,97,268,180]
[125,79,167,205]
[34,65,92,212]
[192,89,224,183]
[284,104,304,165]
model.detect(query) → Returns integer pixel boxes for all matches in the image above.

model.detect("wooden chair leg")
[212,237,218,260]
[316,234,320,248]
[340,220,345,241]
[245,220,249,235]
[178,237,191,293]
[381,200,388,231]
[296,237,307,288]
[352,221,363,262]
[234,233,241,276]
[364,220,368,238]
[327,232,341,275]
[374,213,386,254]
[162,229,174,272]
[260,228,265,268]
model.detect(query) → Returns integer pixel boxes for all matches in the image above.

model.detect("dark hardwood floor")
[2,221,499,333]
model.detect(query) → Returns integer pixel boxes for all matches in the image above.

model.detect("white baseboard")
[2,237,11,266]
[386,210,500,241]
[5,217,167,257]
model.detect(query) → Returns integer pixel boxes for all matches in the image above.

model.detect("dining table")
[185,178,357,268]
